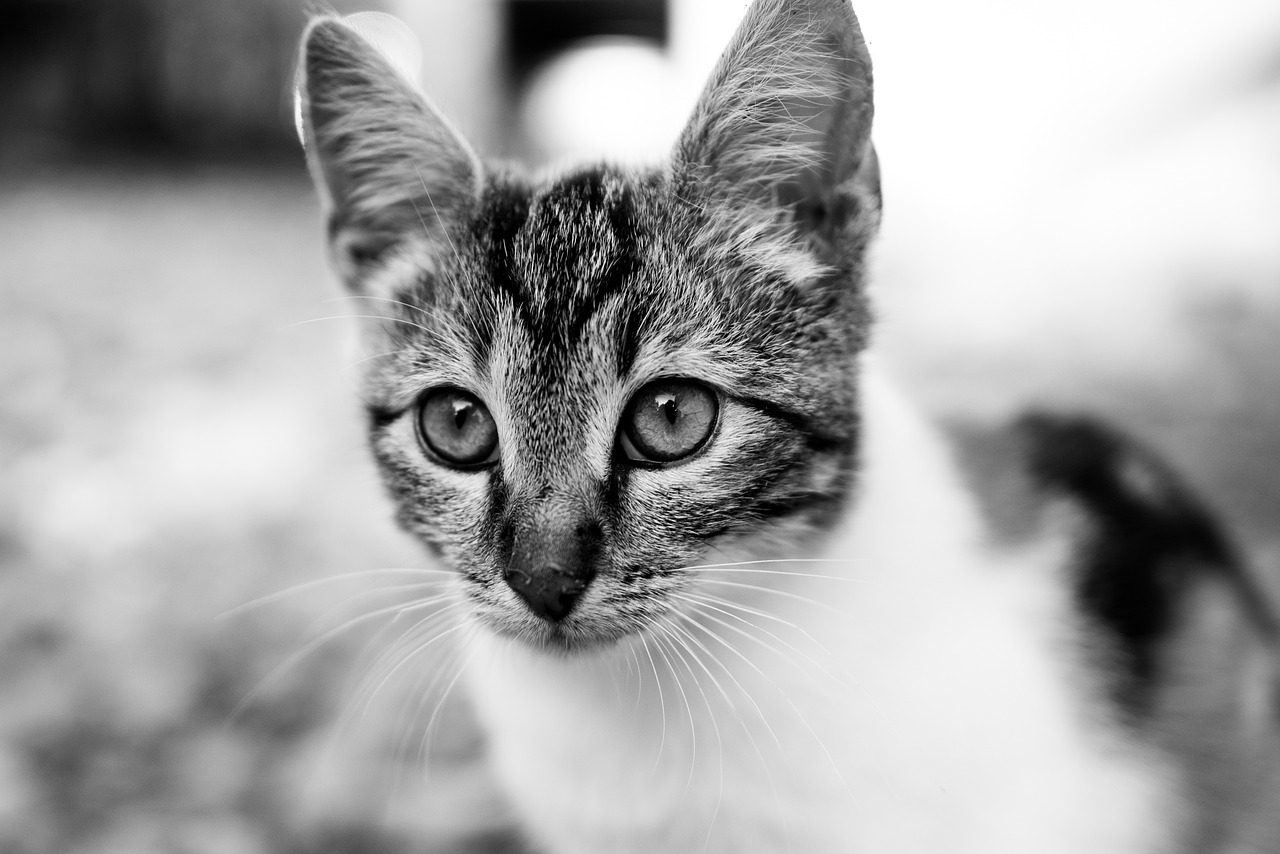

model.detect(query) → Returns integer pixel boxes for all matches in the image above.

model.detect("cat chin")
[476,612,639,658]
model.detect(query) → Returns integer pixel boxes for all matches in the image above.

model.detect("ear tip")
[302,16,384,75]
[752,0,870,71]
[813,0,872,60]
[769,0,863,28]
[303,15,352,40]
[809,0,864,23]
[301,16,353,56]
[301,13,425,94]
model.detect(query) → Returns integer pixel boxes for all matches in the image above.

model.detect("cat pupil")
[657,395,678,427]
[453,401,470,431]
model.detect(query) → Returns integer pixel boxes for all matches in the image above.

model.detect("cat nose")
[502,514,601,623]
[503,563,596,622]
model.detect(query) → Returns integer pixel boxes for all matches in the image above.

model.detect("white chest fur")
[463,365,1177,854]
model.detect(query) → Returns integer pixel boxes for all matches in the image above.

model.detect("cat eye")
[417,388,499,468]
[619,379,718,464]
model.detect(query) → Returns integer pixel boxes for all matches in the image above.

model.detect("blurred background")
[2,0,1278,851]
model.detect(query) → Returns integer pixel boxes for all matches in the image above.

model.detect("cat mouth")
[483,609,633,656]
[538,620,634,655]
[541,624,593,653]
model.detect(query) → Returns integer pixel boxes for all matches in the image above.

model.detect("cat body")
[466,368,1172,854]
[294,0,1280,851]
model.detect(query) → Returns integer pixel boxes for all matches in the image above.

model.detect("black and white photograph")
[2,0,1278,851]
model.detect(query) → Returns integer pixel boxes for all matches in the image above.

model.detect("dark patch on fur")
[474,179,537,355]
[479,179,533,245]
[484,467,510,546]
[750,489,847,527]
[738,394,853,454]
[615,301,650,378]
[1017,412,1278,716]
[945,420,1048,545]
[474,168,644,354]
[601,455,629,531]
[367,404,401,431]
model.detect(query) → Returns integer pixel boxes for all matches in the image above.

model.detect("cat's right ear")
[672,0,879,260]
[296,16,481,290]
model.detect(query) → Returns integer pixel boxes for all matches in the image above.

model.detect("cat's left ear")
[296,15,481,289]
[673,0,879,257]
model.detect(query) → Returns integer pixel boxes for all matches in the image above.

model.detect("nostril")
[504,564,596,622]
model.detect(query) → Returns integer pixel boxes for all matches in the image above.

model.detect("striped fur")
[297,0,880,652]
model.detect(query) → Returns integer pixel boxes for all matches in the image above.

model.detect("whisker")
[405,181,434,240]
[380,633,470,797]
[782,691,862,809]
[666,614,801,846]
[413,636,473,774]
[324,293,447,325]
[660,617,735,709]
[649,623,699,792]
[350,347,415,367]
[659,615,764,852]
[328,610,469,794]
[240,597,464,818]
[333,603,469,775]
[292,314,434,335]
[419,628,480,773]
[681,564,936,596]
[219,567,454,620]
[638,632,669,774]
[665,608,787,756]
[679,592,849,697]
[680,599,862,809]
[299,587,464,670]
[227,588,458,722]
[414,165,463,264]
[685,578,850,621]
[361,606,471,777]
[656,616,733,847]
[681,557,848,571]
[675,595,817,686]
[626,640,644,715]
[355,609,469,723]
[683,587,848,651]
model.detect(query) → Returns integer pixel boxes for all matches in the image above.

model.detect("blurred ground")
[0,165,515,853]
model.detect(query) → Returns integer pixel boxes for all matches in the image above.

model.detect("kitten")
[294,0,1280,851]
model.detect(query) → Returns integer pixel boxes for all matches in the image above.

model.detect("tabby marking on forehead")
[476,170,642,360]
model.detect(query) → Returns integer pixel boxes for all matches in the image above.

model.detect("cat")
[294,0,1280,851]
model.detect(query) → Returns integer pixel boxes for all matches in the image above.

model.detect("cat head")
[297,0,880,652]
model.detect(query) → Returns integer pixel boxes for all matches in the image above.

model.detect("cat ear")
[296,15,481,289]
[673,0,879,253]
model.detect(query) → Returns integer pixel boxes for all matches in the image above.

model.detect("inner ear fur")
[297,17,481,288]
[673,0,879,255]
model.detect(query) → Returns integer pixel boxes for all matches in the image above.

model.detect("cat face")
[298,0,881,651]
